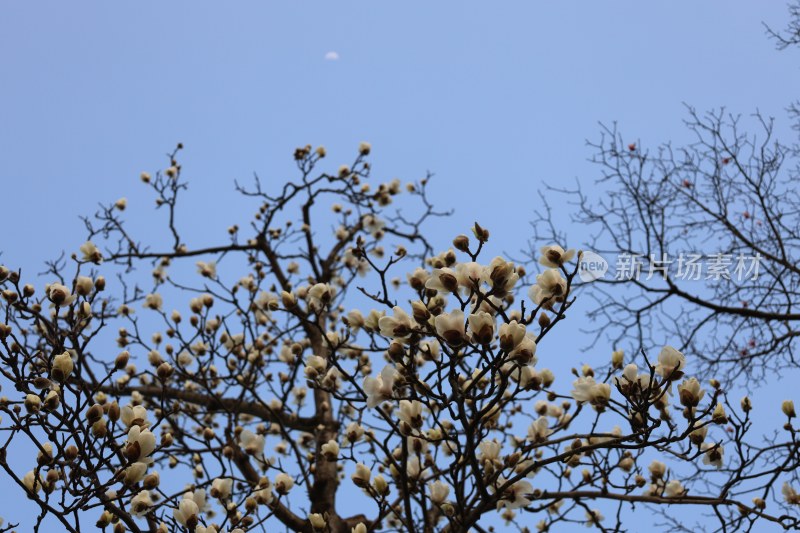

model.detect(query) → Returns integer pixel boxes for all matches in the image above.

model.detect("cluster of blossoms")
[0,144,798,532]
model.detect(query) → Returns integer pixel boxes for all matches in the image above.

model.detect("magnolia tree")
[0,144,799,533]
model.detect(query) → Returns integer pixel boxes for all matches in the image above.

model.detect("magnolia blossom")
[240,429,266,457]
[701,443,724,468]
[363,365,397,408]
[130,490,153,517]
[121,404,149,428]
[127,426,156,463]
[51,351,74,382]
[143,293,163,311]
[468,311,495,345]
[173,496,200,526]
[571,376,611,408]
[539,245,575,268]
[434,309,465,345]
[479,440,502,468]
[677,377,705,407]
[664,479,685,498]
[428,480,450,505]
[425,268,459,294]
[275,473,294,494]
[47,282,75,306]
[486,256,519,294]
[321,439,340,460]
[783,482,800,504]
[527,416,551,443]
[528,269,567,307]
[79,241,102,263]
[196,261,217,278]
[496,477,533,509]
[210,477,233,500]
[454,261,486,289]
[398,400,424,430]
[655,345,685,379]
[378,306,415,343]
[508,333,537,365]
[307,283,335,311]
[499,320,527,351]
[581,509,604,528]
[352,463,371,487]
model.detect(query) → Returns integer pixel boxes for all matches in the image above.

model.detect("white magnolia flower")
[425,268,459,294]
[664,479,685,498]
[499,320,527,351]
[351,463,371,487]
[508,333,537,365]
[275,473,294,494]
[398,400,424,430]
[434,309,465,346]
[143,293,163,311]
[468,311,495,344]
[196,261,217,278]
[121,404,149,428]
[428,480,450,505]
[485,256,519,294]
[80,241,103,263]
[539,245,575,267]
[655,345,685,379]
[378,306,415,343]
[570,376,611,407]
[47,282,75,306]
[701,443,724,468]
[496,477,533,509]
[211,477,233,500]
[173,497,200,526]
[130,490,153,517]
[528,269,567,307]
[783,482,800,504]
[127,426,156,463]
[584,509,604,527]
[363,366,397,408]
[527,417,552,443]
[240,429,265,457]
[677,377,705,407]
[51,351,74,382]
[307,283,335,311]
[455,261,486,289]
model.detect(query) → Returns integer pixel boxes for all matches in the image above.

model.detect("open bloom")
[240,429,266,457]
[434,309,465,345]
[701,443,724,468]
[783,482,800,504]
[495,477,533,509]
[211,477,233,500]
[398,400,423,430]
[307,283,335,312]
[528,269,567,307]
[486,256,519,295]
[677,377,704,407]
[425,268,459,294]
[80,241,103,263]
[571,376,611,408]
[130,490,153,517]
[527,417,552,443]
[664,479,685,498]
[539,245,575,267]
[655,345,685,379]
[363,365,397,408]
[196,261,217,278]
[428,480,450,505]
[468,311,495,344]
[173,496,200,527]
[378,306,415,343]
[47,283,75,306]
[455,261,486,290]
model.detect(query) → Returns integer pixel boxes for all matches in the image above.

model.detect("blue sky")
[1,1,799,530]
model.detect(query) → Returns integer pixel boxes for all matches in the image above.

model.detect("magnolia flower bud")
[452,235,470,252]
[275,473,294,494]
[611,349,624,369]
[309,513,326,530]
[281,291,297,309]
[321,439,340,461]
[51,352,74,382]
[358,141,371,155]
[783,400,796,418]
[373,474,389,495]
[352,463,371,488]
[711,403,728,424]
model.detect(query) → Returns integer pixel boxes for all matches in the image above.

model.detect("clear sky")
[1,1,798,531]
